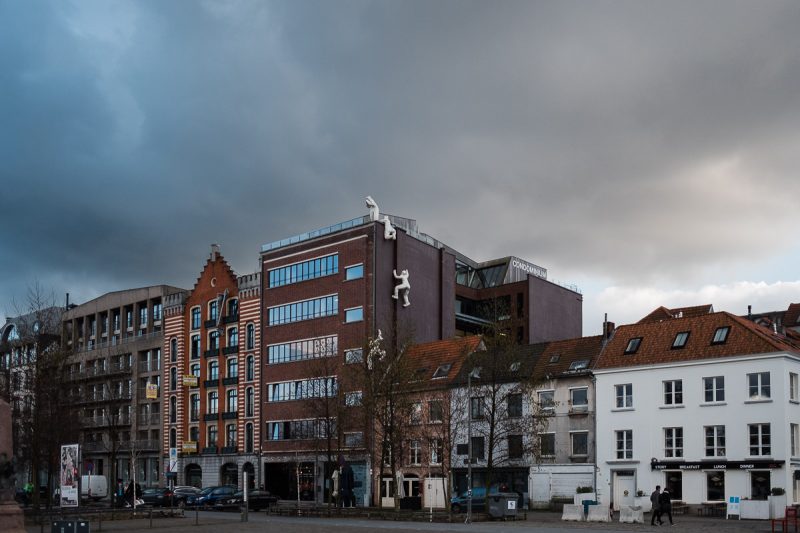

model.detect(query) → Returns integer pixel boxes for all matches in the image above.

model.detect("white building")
[594,307,800,510]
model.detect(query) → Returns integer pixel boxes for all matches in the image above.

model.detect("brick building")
[162,245,261,489]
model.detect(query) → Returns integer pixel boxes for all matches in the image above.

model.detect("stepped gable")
[637,304,714,324]
[532,335,604,377]
[596,310,800,370]
[191,246,238,293]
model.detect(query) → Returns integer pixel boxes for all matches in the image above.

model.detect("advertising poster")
[60,444,80,507]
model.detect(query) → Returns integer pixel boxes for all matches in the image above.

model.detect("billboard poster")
[146,383,159,399]
[60,444,80,507]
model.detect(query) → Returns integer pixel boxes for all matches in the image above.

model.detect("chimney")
[210,244,220,261]
[66,292,70,309]
[605,321,616,339]
[748,305,752,318]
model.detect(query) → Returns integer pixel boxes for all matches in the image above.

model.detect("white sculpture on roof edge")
[365,196,379,221]
[393,269,411,307]
[382,216,396,240]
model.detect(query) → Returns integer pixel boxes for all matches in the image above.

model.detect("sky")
[2,0,800,335]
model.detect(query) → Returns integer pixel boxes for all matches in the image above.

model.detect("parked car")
[450,486,499,513]
[81,475,108,501]
[184,486,214,507]
[173,486,201,508]
[140,487,174,507]
[214,490,278,511]
[196,485,237,508]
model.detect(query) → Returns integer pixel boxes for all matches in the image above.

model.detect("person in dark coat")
[658,488,674,525]
[650,485,663,525]
[340,464,355,507]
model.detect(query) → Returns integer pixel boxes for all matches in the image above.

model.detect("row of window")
[177,325,256,361]
[614,422,782,459]
[180,388,256,420]
[624,326,731,355]
[170,422,255,453]
[267,377,337,402]
[268,254,339,288]
[267,418,334,440]
[268,295,339,326]
[172,356,256,389]
[613,372,799,408]
[268,335,338,364]
[463,432,589,460]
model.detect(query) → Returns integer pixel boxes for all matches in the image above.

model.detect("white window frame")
[664,427,684,458]
[791,423,799,457]
[747,372,771,400]
[703,376,725,403]
[704,425,726,457]
[748,423,771,456]
[570,431,589,457]
[615,429,633,459]
[615,383,633,409]
[409,439,422,465]
[344,263,364,281]
[663,379,683,406]
[538,390,555,412]
[791,373,799,402]
[344,306,364,323]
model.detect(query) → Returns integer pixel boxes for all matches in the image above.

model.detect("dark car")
[185,486,214,507]
[196,485,237,508]
[214,490,278,511]
[450,486,499,513]
[173,486,201,508]
[140,487,174,507]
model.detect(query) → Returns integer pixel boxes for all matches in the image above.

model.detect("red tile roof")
[596,310,800,370]
[638,304,714,324]
[785,303,800,327]
[404,335,485,385]
[533,335,605,377]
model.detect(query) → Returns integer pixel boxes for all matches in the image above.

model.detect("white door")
[424,477,445,508]
[530,472,551,503]
[613,472,636,510]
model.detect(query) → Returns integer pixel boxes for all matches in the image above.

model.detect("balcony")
[82,441,107,453]
[222,377,238,386]
[204,413,219,422]
[220,446,237,454]
[109,390,132,401]
[137,387,160,400]
[119,439,160,451]
[204,348,219,358]
[201,446,218,455]
[222,314,238,325]
[137,413,161,426]
[221,411,238,420]
[204,319,217,329]
[108,362,132,375]
[222,346,238,355]
[203,379,219,388]
[568,403,590,416]
[138,361,160,373]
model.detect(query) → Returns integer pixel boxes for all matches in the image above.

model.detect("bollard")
[195,504,199,525]
[149,507,153,528]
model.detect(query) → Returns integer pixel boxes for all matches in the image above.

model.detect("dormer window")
[549,354,560,363]
[509,362,521,372]
[432,363,452,379]
[711,326,730,345]
[672,331,690,349]
[569,360,589,371]
[624,337,642,355]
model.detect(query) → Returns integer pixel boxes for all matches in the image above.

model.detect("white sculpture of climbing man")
[365,196,379,221]
[382,216,396,240]
[392,269,411,307]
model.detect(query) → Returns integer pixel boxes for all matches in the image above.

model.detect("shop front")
[651,460,784,504]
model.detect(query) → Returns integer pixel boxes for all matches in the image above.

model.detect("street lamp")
[466,366,481,524]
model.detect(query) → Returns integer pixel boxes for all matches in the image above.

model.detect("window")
[226,357,238,378]
[432,363,452,379]
[540,433,555,457]
[268,254,339,288]
[705,425,726,456]
[672,331,690,349]
[624,337,642,354]
[169,367,177,390]
[245,423,254,453]
[791,423,799,457]
[227,298,238,317]
[207,425,217,446]
[189,426,199,443]
[208,330,220,350]
[139,306,148,327]
[569,360,589,371]
[208,361,219,380]
[170,338,177,363]
[703,376,725,402]
[749,423,771,456]
[345,264,364,281]
[208,300,218,321]
[169,396,177,423]
[207,391,218,414]
[246,355,254,381]
[429,400,443,422]
[570,388,588,411]
[191,307,201,330]
[748,372,771,400]
[190,363,200,380]
[226,424,236,447]
[227,327,238,347]
[410,402,422,423]
[791,373,799,402]
[507,393,523,418]
[615,430,633,459]
[345,391,363,407]
[246,324,255,350]
[169,428,176,448]
[707,471,725,501]
[344,432,363,447]
[664,427,684,458]
[663,380,683,405]
[245,387,254,417]
[268,335,337,364]
[344,307,363,323]
[508,435,523,459]
[268,377,337,402]
[345,349,363,364]
[190,394,199,421]
[571,432,588,456]
[226,389,237,412]
[470,436,484,460]
[409,440,421,465]
[268,295,338,326]
[538,390,555,411]
[470,397,484,419]
[711,326,730,344]
[190,335,200,359]
[751,471,770,500]
[615,384,633,408]
[430,439,443,464]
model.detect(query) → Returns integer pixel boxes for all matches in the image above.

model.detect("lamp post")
[466,367,480,524]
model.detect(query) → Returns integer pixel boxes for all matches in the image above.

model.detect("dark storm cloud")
[2,0,800,320]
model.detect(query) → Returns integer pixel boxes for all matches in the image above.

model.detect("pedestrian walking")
[650,485,663,525]
[659,488,674,525]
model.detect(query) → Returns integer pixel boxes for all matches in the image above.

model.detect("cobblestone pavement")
[27,509,779,533]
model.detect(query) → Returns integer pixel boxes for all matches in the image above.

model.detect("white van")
[81,475,108,501]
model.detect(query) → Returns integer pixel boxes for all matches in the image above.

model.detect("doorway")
[612,470,635,510]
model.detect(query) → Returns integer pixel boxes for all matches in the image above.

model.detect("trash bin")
[487,493,519,519]
[582,499,597,515]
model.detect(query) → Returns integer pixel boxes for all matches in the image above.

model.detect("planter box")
[634,496,652,512]
[574,493,596,505]
[740,499,769,520]
[768,494,788,519]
